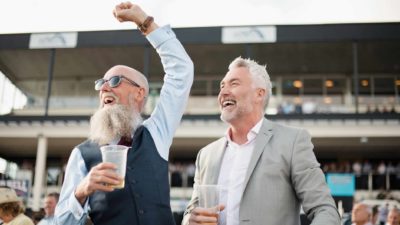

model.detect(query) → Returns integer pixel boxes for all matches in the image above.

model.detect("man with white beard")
[54,2,193,225]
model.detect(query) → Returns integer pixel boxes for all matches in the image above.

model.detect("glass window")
[326,78,346,95]
[374,77,395,95]
[271,79,277,95]
[212,80,221,96]
[190,80,208,96]
[282,78,301,95]
[358,77,371,95]
[303,78,322,95]
[47,167,61,186]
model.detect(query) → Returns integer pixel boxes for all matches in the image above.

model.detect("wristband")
[138,16,154,34]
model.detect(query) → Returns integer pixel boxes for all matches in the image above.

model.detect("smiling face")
[43,196,57,216]
[218,67,265,125]
[387,209,399,225]
[351,203,371,225]
[98,65,147,111]
[89,65,147,145]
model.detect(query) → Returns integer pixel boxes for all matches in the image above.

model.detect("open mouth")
[222,99,236,108]
[102,96,116,106]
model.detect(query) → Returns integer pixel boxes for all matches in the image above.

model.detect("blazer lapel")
[242,119,273,192]
[205,138,227,185]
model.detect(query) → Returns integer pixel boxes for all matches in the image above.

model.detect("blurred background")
[0,0,399,224]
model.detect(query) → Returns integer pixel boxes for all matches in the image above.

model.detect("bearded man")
[54,2,193,225]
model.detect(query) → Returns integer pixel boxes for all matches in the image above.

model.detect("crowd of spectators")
[169,162,196,188]
[169,160,400,190]
[322,160,400,190]
[276,101,398,115]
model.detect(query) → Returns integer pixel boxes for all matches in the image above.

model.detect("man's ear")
[257,88,266,99]
[134,87,146,102]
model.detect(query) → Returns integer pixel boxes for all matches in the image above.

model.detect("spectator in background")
[186,163,195,187]
[389,105,397,114]
[387,162,396,175]
[294,97,303,114]
[37,193,59,225]
[396,163,400,189]
[362,160,372,175]
[351,203,373,225]
[362,160,372,189]
[353,160,363,189]
[366,105,373,114]
[386,208,399,225]
[171,163,183,187]
[302,100,317,114]
[0,187,34,225]
[374,106,381,114]
[353,161,362,176]
[372,205,379,225]
[379,203,390,225]
[377,161,387,189]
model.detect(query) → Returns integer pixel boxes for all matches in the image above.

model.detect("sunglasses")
[94,75,141,91]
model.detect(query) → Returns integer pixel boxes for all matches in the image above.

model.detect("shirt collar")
[225,118,264,146]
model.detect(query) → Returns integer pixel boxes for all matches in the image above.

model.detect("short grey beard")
[220,104,253,123]
[89,104,143,145]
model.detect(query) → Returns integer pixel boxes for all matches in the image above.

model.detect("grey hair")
[228,57,272,109]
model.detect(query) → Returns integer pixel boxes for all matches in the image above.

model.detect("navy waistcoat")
[78,126,175,225]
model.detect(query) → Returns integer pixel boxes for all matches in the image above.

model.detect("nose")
[99,80,111,92]
[219,85,230,96]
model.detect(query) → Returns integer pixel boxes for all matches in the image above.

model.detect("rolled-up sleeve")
[144,25,194,161]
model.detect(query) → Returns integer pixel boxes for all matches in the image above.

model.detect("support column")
[352,42,359,114]
[32,135,48,211]
[344,77,352,106]
[45,49,56,117]
[275,77,283,104]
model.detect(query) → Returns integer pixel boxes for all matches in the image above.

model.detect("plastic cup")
[195,184,227,224]
[100,145,129,189]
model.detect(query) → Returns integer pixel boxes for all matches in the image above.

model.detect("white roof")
[1,0,400,34]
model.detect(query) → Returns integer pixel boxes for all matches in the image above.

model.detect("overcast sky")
[0,0,400,34]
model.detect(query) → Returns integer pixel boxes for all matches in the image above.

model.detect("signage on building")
[29,32,78,49]
[222,26,277,44]
[0,179,31,205]
[326,173,355,196]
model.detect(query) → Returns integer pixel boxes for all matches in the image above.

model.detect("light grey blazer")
[182,119,340,225]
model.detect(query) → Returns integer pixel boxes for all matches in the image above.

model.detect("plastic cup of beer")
[195,184,227,224]
[100,145,129,189]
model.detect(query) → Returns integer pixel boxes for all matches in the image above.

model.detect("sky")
[0,0,400,34]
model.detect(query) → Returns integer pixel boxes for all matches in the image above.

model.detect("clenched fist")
[113,2,147,25]
[113,2,158,35]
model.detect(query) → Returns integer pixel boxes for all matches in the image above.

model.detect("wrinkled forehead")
[354,204,369,212]
[46,195,57,201]
[104,66,137,80]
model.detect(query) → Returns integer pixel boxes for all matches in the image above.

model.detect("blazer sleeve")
[181,150,202,225]
[290,129,341,225]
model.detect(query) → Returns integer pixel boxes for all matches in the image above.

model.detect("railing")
[1,113,400,125]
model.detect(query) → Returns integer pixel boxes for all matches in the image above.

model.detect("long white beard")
[89,104,143,145]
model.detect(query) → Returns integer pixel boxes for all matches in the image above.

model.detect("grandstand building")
[1,22,400,220]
